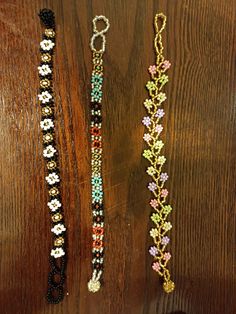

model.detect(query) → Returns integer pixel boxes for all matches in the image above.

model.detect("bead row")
[38,9,67,304]
[87,51,105,293]
[142,13,175,293]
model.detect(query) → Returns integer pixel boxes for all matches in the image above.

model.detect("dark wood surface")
[0,0,235,313]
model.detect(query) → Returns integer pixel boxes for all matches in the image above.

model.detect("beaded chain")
[142,13,175,293]
[38,9,67,303]
[87,15,110,293]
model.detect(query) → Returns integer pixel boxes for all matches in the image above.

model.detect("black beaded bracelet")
[38,8,67,304]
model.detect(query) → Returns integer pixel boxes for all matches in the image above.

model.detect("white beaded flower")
[48,198,62,211]
[38,91,52,104]
[144,99,153,110]
[51,223,66,235]
[40,39,55,51]
[40,118,54,131]
[38,64,51,76]
[43,145,56,158]
[157,156,166,165]
[163,222,172,231]
[146,166,156,176]
[154,140,164,150]
[46,172,60,185]
[150,228,159,238]
[50,247,65,259]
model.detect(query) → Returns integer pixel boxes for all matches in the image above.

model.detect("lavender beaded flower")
[148,182,157,192]
[142,116,151,126]
[156,109,165,118]
[161,236,170,245]
[149,246,158,256]
[160,172,168,182]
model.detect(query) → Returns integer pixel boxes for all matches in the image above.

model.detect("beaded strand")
[87,15,110,293]
[142,13,175,293]
[38,9,67,303]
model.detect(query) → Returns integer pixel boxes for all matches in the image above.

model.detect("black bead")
[93,215,104,223]
[93,263,103,271]
[92,202,103,211]
[49,256,66,273]
[39,9,55,28]
[91,115,102,123]
[46,285,64,304]
[91,102,101,110]
[93,251,104,259]
[48,269,65,287]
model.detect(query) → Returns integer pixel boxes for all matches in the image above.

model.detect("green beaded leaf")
[143,149,153,160]
[159,74,168,85]
[91,74,103,86]
[146,81,156,91]
[163,205,173,215]
[151,213,161,224]
[92,176,102,185]
[91,89,102,102]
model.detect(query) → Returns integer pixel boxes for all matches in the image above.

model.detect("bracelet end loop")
[163,279,175,293]
[154,13,166,34]
[88,279,101,293]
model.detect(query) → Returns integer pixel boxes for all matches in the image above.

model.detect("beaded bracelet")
[142,13,175,293]
[38,9,67,303]
[87,15,110,293]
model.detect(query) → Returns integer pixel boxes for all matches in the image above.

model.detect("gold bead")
[41,53,52,63]
[163,280,175,293]
[43,133,53,143]
[42,106,53,117]
[52,213,63,223]
[40,78,50,88]
[49,186,59,196]
[47,160,57,170]
[93,58,103,66]
[92,152,101,161]
[45,28,55,38]
[54,236,64,246]
[93,52,102,59]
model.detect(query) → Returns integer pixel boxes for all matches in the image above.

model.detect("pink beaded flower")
[162,60,171,71]
[150,199,158,208]
[163,252,171,261]
[152,262,161,272]
[148,65,157,75]
[161,189,168,197]
[155,124,163,134]
[143,133,151,142]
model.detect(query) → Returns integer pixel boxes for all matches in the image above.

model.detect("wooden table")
[0,1,235,313]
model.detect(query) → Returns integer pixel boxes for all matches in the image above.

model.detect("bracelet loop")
[92,15,110,34]
[90,33,106,53]
[90,15,110,53]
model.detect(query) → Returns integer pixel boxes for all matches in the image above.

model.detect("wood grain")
[0,0,235,313]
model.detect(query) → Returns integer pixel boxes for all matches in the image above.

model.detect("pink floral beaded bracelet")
[142,13,175,293]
